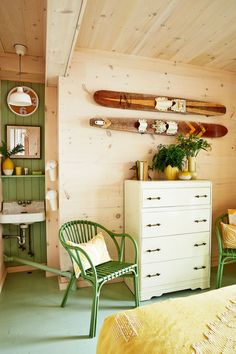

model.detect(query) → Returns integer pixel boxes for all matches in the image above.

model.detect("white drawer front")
[142,209,210,237]
[141,256,209,288]
[142,233,210,263]
[142,187,210,208]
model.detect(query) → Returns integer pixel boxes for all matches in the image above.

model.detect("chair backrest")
[59,220,102,277]
[215,213,228,253]
[59,220,99,245]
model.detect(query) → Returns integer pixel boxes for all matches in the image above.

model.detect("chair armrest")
[113,232,138,264]
[95,223,138,263]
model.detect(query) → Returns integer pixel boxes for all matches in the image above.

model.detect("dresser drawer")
[142,208,210,237]
[142,187,210,208]
[141,256,209,288]
[142,233,210,264]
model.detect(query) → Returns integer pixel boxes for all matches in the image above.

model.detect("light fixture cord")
[19,54,22,82]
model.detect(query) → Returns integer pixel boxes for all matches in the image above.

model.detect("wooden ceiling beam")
[45,0,87,87]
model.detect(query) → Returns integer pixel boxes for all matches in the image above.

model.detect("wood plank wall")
[0,81,46,266]
[58,49,236,271]
[45,85,59,275]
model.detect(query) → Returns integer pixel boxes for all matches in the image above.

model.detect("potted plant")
[152,143,186,180]
[176,134,211,179]
[0,141,24,175]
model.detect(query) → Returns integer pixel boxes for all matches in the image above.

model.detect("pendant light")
[8,44,32,107]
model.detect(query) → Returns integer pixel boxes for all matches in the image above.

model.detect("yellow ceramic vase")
[188,156,197,180]
[164,165,179,180]
[2,157,14,176]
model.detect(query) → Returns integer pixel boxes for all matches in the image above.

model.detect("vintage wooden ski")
[90,118,228,138]
[93,90,226,116]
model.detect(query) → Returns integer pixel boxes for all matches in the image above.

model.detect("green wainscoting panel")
[1,80,46,265]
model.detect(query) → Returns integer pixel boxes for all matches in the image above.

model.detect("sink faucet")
[17,200,31,207]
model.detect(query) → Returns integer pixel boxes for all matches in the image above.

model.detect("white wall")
[58,49,236,270]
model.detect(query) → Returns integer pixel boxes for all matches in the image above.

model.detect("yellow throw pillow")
[66,232,111,278]
[228,209,236,225]
[220,222,236,249]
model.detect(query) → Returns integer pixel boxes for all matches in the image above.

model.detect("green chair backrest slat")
[60,220,98,245]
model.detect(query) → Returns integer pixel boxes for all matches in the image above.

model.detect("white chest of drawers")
[124,180,212,301]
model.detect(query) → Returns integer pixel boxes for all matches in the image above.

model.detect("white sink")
[0,201,45,225]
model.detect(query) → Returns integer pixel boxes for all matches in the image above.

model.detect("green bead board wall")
[1,80,46,265]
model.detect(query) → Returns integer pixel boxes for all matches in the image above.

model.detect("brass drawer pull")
[147,197,161,200]
[146,223,161,227]
[194,242,207,247]
[146,248,161,253]
[195,194,208,198]
[194,266,206,270]
[194,219,207,223]
[146,273,160,278]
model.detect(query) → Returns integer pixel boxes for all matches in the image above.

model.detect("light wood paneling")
[76,0,236,72]
[45,85,59,275]
[58,49,236,271]
[0,53,44,83]
[45,0,87,86]
[0,0,46,57]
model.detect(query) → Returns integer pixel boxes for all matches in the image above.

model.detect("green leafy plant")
[176,134,211,157]
[0,141,24,159]
[152,144,186,172]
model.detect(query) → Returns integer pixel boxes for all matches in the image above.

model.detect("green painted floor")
[0,265,236,354]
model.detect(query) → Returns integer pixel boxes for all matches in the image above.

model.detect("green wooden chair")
[215,213,236,288]
[59,220,140,338]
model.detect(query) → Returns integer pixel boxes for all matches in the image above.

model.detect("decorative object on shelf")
[136,160,148,181]
[2,158,14,176]
[15,166,22,176]
[178,171,192,180]
[90,118,227,138]
[129,161,152,180]
[93,90,226,116]
[0,141,24,176]
[176,134,211,180]
[152,144,185,180]
[46,160,57,181]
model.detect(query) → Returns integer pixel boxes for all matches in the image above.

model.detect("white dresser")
[124,180,212,301]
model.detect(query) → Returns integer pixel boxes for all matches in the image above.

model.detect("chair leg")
[133,271,140,307]
[216,258,224,289]
[89,286,100,338]
[61,274,76,307]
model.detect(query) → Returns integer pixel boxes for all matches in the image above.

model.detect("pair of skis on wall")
[90,90,227,138]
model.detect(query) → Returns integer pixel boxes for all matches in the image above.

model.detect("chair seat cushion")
[221,222,236,249]
[66,232,111,277]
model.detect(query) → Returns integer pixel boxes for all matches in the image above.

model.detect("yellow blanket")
[97,285,236,354]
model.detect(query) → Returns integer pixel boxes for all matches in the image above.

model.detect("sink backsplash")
[2,200,45,214]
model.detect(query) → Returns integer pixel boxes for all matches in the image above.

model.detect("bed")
[96,285,236,354]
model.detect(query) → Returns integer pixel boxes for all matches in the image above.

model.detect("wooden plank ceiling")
[76,0,236,73]
[0,0,46,83]
[1,0,236,85]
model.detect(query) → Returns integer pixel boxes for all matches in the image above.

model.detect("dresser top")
[125,180,212,188]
